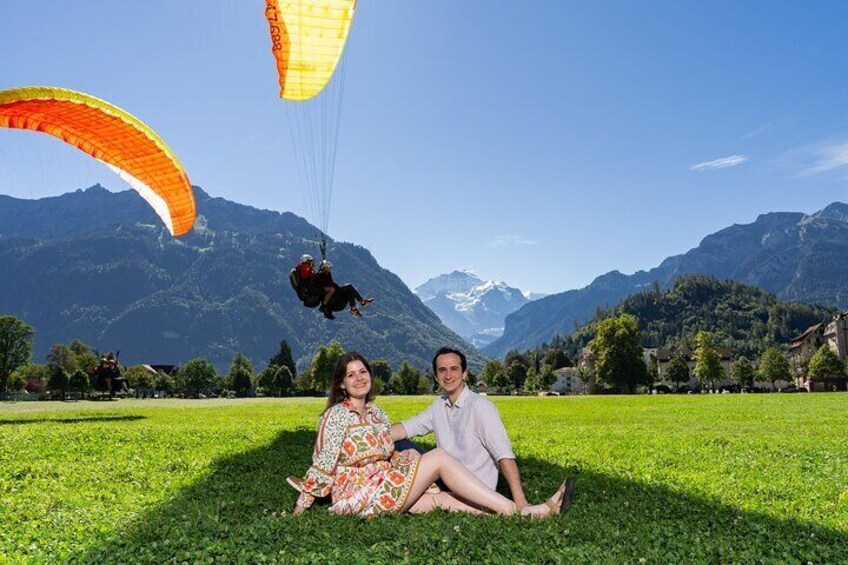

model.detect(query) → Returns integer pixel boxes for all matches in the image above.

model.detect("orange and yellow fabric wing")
[0,86,196,236]
[265,0,356,101]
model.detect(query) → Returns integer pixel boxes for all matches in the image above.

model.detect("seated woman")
[290,351,570,518]
[313,260,373,319]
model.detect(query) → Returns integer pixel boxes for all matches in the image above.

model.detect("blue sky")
[1,1,846,294]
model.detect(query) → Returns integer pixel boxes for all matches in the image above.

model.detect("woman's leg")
[336,284,360,308]
[408,492,487,515]
[401,448,516,514]
[347,284,364,304]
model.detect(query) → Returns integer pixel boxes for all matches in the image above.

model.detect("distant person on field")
[391,347,536,509]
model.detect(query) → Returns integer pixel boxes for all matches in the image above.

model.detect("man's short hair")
[432,346,467,375]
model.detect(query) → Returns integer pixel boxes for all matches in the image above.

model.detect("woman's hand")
[399,448,421,461]
[292,502,307,516]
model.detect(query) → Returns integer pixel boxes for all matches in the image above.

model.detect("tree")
[504,350,530,370]
[258,365,294,397]
[416,375,432,395]
[155,371,177,397]
[480,360,506,392]
[67,339,90,356]
[574,365,594,394]
[693,332,724,390]
[490,369,510,393]
[7,371,25,392]
[294,371,313,394]
[371,375,386,396]
[125,365,156,395]
[47,364,69,400]
[808,345,842,381]
[544,349,571,370]
[46,343,79,376]
[268,340,297,380]
[539,363,557,391]
[758,347,791,389]
[524,367,541,393]
[19,364,49,394]
[506,362,527,393]
[647,353,659,383]
[731,356,756,388]
[588,313,649,393]
[69,369,91,395]
[67,339,98,374]
[276,365,295,396]
[387,373,404,395]
[791,355,810,383]
[302,341,345,394]
[370,359,392,388]
[228,352,254,397]
[0,315,34,393]
[396,362,422,395]
[179,358,218,397]
[666,354,691,390]
[257,366,278,396]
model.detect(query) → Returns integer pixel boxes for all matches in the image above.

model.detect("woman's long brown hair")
[325,351,375,411]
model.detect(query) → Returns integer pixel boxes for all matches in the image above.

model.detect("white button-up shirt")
[400,385,515,490]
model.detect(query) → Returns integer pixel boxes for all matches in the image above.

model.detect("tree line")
[0,314,440,398]
[477,347,572,394]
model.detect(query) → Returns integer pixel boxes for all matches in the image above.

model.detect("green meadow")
[1,394,846,564]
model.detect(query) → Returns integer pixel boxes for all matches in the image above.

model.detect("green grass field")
[1,394,846,564]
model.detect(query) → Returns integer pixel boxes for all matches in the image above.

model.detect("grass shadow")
[75,428,847,564]
[0,415,147,426]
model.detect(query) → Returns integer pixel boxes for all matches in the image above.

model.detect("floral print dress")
[295,400,421,517]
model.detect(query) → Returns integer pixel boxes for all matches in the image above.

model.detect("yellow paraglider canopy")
[265,0,357,102]
[0,86,196,236]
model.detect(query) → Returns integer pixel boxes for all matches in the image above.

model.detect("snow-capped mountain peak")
[414,270,483,301]
[413,272,543,348]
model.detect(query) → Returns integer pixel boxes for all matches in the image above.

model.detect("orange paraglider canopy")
[0,86,196,236]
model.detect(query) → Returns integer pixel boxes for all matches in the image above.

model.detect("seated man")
[390,347,532,509]
[312,260,373,320]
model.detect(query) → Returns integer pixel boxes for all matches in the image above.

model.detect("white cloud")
[741,122,773,140]
[690,154,749,171]
[488,235,538,247]
[796,141,848,177]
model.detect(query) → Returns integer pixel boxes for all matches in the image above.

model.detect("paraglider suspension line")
[319,233,327,261]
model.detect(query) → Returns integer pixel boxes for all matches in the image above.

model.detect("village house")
[551,366,594,395]
[787,323,826,364]
[789,313,848,392]
[648,348,735,390]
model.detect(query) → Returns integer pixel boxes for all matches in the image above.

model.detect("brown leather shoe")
[545,477,575,515]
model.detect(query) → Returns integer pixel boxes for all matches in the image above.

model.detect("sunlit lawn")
[1,394,847,564]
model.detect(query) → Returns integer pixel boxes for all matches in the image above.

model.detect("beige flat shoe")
[286,476,303,492]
